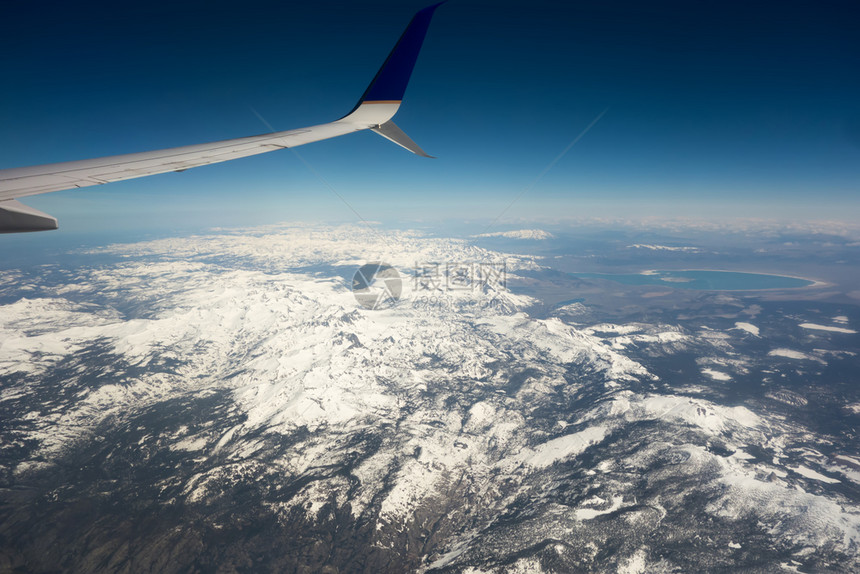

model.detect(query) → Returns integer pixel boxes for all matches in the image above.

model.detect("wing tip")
[352,2,445,110]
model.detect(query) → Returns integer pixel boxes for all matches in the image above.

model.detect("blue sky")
[1,0,858,238]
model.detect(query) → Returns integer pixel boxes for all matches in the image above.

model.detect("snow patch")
[769,348,812,360]
[733,322,760,336]
[506,426,609,469]
[171,436,209,452]
[575,495,624,520]
[702,368,731,381]
[628,244,700,252]
[474,229,554,240]
[618,548,648,574]
[790,465,841,484]
[799,323,857,334]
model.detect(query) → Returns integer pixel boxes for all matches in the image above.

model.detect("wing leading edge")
[0,2,444,233]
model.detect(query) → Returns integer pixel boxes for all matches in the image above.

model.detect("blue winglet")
[352,2,445,109]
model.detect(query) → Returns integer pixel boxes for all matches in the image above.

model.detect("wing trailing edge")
[0,2,444,233]
[372,121,434,158]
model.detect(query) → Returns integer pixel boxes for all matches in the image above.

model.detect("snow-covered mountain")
[1,224,858,573]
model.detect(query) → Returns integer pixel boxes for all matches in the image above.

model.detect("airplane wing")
[0,2,444,233]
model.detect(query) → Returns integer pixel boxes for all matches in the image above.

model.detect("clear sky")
[1,0,858,238]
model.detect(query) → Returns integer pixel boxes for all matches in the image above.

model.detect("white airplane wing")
[0,2,444,233]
